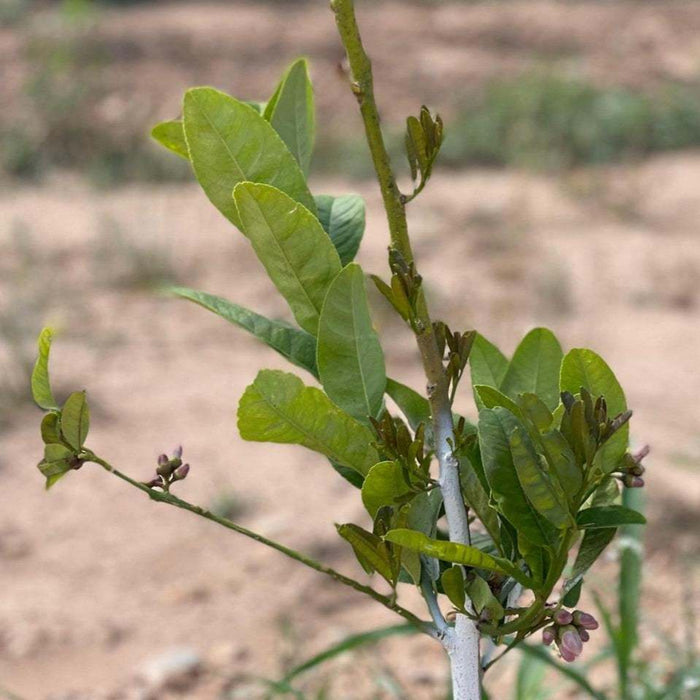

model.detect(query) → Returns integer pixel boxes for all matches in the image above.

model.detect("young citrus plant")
[30,1,648,697]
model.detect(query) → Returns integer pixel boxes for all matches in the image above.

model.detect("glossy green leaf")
[234,182,341,335]
[509,426,572,530]
[560,348,628,472]
[361,461,411,518]
[40,412,62,445]
[237,370,379,475]
[317,263,385,422]
[383,529,533,587]
[517,393,553,432]
[500,328,563,410]
[576,505,646,529]
[385,378,431,431]
[470,333,508,409]
[31,328,58,410]
[479,407,558,547]
[151,120,189,160]
[337,523,397,585]
[315,194,366,266]
[465,575,504,621]
[183,87,315,229]
[61,391,90,451]
[264,58,315,176]
[169,286,318,377]
[441,566,466,611]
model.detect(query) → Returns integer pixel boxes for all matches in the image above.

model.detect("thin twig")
[83,451,434,635]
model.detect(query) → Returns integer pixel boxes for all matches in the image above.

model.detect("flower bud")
[559,646,577,663]
[157,454,169,466]
[145,475,162,488]
[173,445,183,459]
[173,463,190,481]
[554,609,573,626]
[156,461,175,478]
[573,611,599,630]
[542,625,556,646]
[631,476,645,488]
[578,628,590,642]
[558,626,583,657]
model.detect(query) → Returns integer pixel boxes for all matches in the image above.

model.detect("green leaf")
[317,263,386,423]
[40,412,62,445]
[576,505,646,529]
[509,426,572,530]
[465,575,504,621]
[457,448,502,551]
[38,443,75,489]
[478,407,558,547]
[571,527,616,580]
[383,529,533,587]
[150,120,189,160]
[60,391,90,451]
[361,461,412,518]
[475,384,522,418]
[385,378,431,431]
[336,523,398,585]
[402,489,443,583]
[237,370,379,475]
[314,194,366,266]
[560,348,628,473]
[183,87,315,229]
[234,182,341,335]
[539,430,583,506]
[169,286,318,377]
[470,333,508,409]
[500,328,563,410]
[31,327,58,410]
[441,566,466,611]
[264,58,315,176]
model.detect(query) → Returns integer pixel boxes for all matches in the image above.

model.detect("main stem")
[330,2,480,697]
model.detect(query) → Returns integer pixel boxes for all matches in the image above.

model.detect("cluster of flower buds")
[615,444,649,488]
[143,446,189,491]
[542,608,599,662]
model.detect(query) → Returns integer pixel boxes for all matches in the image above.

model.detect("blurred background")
[1,1,699,698]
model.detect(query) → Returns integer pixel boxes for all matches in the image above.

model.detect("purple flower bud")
[578,628,590,642]
[630,463,645,476]
[573,611,599,630]
[634,444,650,461]
[632,476,645,488]
[173,463,189,480]
[173,445,183,459]
[145,475,162,488]
[554,609,573,626]
[542,625,556,646]
[157,454,169,466]
[559,646,577,663]
[558,626,583,657]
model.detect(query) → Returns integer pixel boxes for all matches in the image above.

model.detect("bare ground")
[1,2,700,698]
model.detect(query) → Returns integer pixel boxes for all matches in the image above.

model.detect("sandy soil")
[1,2,699,698]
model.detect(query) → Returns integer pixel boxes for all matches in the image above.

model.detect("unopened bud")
[157,454,169,466]
[542,625,556,646]
[173,463,190,481]
[634,444,650,461]
[554,609,573,626]
[623,473,636,488]
[630,463,645,476]
[145,475,162,488]
[560,646,577,663]
[573,611,599,630]
[173,445,183,459]
[558,626,583,657]
[156,461,175,478]
[579,628,590,642]
[631,476,645,488]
